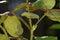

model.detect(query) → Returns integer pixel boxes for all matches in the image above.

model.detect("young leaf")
[45,9,60,22]
[32,0,42,7]
[4,16,23,37]
[0,34,10,40]
[21,12,39,19]
[14,3,27,11]
[50,24,60,29]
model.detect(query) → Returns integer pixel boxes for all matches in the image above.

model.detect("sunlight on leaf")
[42,0,56,9]
[0,34,10,40]
[21,12,39,19]
[50,24,60,29]
[45,9,60,22]
[4,16,23,37]
[35,36,57,40]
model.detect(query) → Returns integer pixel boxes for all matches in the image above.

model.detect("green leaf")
[42,0,56,9]
[50,24,60,29]
[35,36,57,40]
[4,16,23,37]
[33,0,56,9]
[46,9,60,22]
[14,3,27,11]
[21,12,39,19]
[0,34,10,40]
[32,0,42,7]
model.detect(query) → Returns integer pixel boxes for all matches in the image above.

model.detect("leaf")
[4,16,23,37]
[33,0,56,9]
[42,0,56,9]
[14,3,39,12]
[32,0,42,7]
[50,24,60,29]
[0,34,10,40]
[45,9,60,22]
[35,36,57,40]
[21,12,39,19]
[14,3,27,11]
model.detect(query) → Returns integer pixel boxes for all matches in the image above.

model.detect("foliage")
[21,12,39,19]
[45,9,60,22]
[33,0,56,9]
[4,16,23,37]
[0,0,60,40]
[32,0,42,7]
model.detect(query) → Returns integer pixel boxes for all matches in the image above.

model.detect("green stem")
[35,14,46,25]
[0,25,9,40]
[26,0,33,40]
[30,29,33,40]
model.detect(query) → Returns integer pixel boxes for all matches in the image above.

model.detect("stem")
[0,25,9,40]
[30,30,33,40]
[26,0,33,40]
[29,19,33,40]
[26,0,32,29]
[18,16,30,29]
[35,14,46,25]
